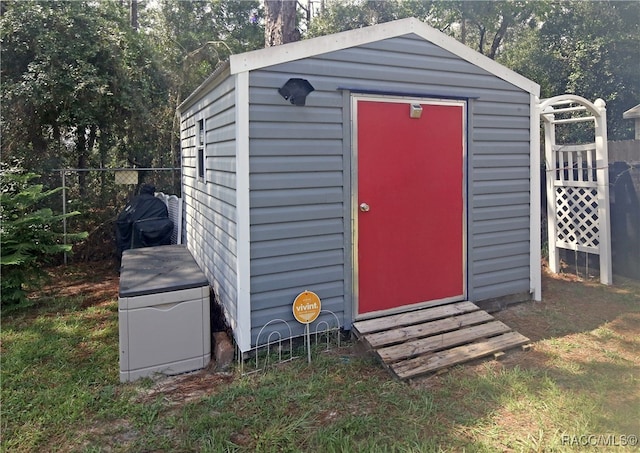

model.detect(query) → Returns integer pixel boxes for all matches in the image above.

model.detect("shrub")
[0,167,87,306]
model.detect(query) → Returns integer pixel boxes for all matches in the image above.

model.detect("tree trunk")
[76,127,88,197]
[477,25,486,56]
[264,0,299,47]
[130,0,138,31]
[488,18,509,60]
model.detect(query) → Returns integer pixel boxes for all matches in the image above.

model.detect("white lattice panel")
[541,95,612,284]
[555,186,599,253]
[155,192,183,245]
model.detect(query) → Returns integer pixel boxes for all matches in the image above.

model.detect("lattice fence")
[540,95,612,284]
[555,183,599,252]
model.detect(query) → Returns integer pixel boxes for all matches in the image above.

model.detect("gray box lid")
[119,245,209,298]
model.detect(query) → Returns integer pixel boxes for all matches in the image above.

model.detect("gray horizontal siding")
[251,203,343,224]
[251,172,343,190]
[251,249,344,276]
[474,217,530,234]
[251,218,344,242]
[180,75,240,327]
[328,41,488,75]
[476,253,531,269]
[249,138,343,156]
[472,192,530,208]
[473,142,531,154]
[253,67,527,105]
[250,122,344,140]
[252,281,344,310]
[245,33,532,346]
[247,67,345,346]
[473,280,531,302]
[250,187,344,208]
[474,229,530,247]
[250,234,344,259]
[473,267,530,289]
[471,91,531,301]
[473,167,531,181]
[252,265,344,295]
[473,154,530,168]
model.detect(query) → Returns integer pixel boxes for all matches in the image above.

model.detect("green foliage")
[307,0,550,60]
[307,0,431,37]
[428,1,553,60]
[1,0,264,188]
[145,0,263,98]
[0,167,87,306]
[499,0,640,140]
[0,0,172,175]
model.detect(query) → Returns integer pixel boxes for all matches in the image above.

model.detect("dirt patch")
[493,268,640,342]
[36,259,120,307]
[135,370,235,406]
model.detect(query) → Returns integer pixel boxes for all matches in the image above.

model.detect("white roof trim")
[177,62,231,114]
[623,104,640,119]
[229,17,539,96]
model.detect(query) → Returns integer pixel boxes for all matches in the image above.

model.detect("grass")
[1,262,639,452]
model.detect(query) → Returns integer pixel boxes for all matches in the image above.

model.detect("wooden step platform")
[352,301,530,381]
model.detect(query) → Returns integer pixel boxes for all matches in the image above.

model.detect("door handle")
[359,202,370,212]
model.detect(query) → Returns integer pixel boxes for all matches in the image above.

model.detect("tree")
[264,0,299,46]
[1,1,171,184]
[130,0,138,30]
[307,0,427,37]
[143,0,263,170]
[428,1,551,60]
[307,0,548,61]
[0,166,87,306]
[502,0,640,140]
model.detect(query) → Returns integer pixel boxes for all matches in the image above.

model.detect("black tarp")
[610,162,640,279]
[116,185,173,256]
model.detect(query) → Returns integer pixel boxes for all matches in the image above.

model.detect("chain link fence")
[51,168,181,263]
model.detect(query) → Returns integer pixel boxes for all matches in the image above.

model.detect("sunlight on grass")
[592,325,617,341]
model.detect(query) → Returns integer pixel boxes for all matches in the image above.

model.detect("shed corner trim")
[529,94,542,301]
[234,71,252,353]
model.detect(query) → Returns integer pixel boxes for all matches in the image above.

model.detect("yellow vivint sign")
[292,291,321,324]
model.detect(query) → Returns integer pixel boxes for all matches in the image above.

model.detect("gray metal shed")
[176,18,542,353]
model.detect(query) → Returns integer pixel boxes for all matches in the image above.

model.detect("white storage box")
[118,245,211,382]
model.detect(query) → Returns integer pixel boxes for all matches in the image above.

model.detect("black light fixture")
[278,78,315,106]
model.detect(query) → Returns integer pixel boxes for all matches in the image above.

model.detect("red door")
[356,98,465,315]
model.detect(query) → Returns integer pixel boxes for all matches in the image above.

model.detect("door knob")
[359,202,370,212]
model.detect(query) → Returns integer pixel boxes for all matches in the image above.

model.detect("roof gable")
[623,104,640,119]
[230,17,539,96]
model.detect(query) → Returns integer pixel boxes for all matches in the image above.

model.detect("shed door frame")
[351,94,468,320]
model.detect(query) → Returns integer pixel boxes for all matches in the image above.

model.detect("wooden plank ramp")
[352,301,530,381]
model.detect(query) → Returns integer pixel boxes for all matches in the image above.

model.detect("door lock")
[359,202,370,212]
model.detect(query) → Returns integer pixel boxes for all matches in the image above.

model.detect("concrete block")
[213,331,234,371]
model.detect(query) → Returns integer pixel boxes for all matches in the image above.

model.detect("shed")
[176,18,542,354]
[623,104,640,140]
